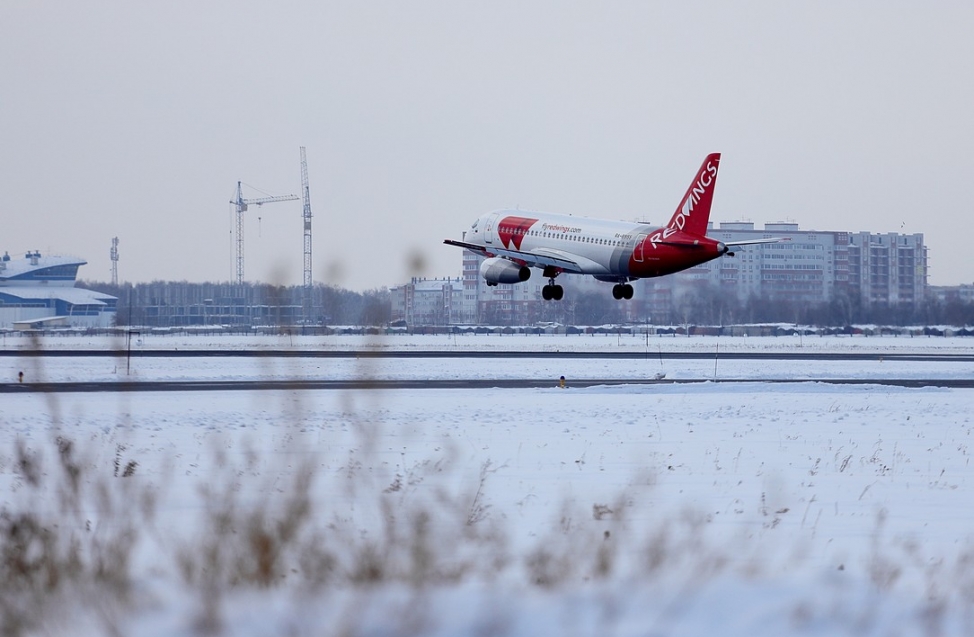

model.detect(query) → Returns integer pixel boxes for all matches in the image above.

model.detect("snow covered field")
[3,330,974,355]
[2,336,974,635]
[8,352,974,384]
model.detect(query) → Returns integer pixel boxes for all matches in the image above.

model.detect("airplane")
[444,153,778,300]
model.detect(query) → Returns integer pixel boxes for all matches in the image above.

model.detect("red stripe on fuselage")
[497,216,539,250]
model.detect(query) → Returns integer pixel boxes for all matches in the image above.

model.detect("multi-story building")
[678,222,841,304]
[847,231,926,306]
[125,282,303,327]
[432,222,928,326]
[462,249,544,325]
[930,284,974,304]
[390,277,466,326]
[646,223,925,322]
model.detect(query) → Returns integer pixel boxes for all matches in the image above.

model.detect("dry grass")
[1,435,153,636]
[4,342,974,635]
[5,424,974,636]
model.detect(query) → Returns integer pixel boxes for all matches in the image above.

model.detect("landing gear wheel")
[612,283,634,300]
[542,274,564,301]
[542,284,564,301]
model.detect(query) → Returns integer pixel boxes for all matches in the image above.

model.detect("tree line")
[81,280,974,328]
[563,286,974,327]
[80,281,392,327]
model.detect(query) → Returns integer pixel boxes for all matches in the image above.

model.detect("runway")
[4,349,974,362]
[3,377,973,393]
[4,348,974,392]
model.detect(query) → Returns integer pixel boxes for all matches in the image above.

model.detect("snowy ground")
[2,337,974,635]
[3,330,974,355]
[7,352,974,384]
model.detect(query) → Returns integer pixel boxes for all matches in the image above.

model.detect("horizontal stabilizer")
[724,237,787,247]
[652,239,709,248]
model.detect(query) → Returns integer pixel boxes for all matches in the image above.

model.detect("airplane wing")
[524,248,587,273]
[443,239,586,273]
[443,239,488,255]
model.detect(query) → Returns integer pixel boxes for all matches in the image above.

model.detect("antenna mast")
[300,147,313,321]
[110,237,119,286]
[230,181,299,284]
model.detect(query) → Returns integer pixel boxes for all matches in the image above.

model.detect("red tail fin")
[665,153,721,237]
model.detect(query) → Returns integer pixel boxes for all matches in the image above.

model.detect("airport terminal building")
[0,251,117,329]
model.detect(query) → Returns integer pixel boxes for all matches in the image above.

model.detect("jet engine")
[480,257,531,284]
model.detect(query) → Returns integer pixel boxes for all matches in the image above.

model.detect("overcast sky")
[3,2,972,290]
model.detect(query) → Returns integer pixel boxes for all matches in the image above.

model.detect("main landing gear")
[541,267,564,301]
[542,281,564,301]
[612,283,634,300]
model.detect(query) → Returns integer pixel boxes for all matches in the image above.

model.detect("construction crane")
[299,147,313,321]
[230,182,299,285]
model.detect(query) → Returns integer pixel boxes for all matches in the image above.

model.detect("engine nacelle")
[480,257,531,284]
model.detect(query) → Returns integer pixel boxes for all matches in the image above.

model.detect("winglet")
[666,153,721,237]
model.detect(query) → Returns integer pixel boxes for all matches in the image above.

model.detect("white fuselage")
[463,208,722,281]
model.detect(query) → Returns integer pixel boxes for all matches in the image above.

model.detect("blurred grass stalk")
[4,331,974,636]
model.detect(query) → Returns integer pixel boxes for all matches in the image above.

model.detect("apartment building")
[398,222,928,326]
